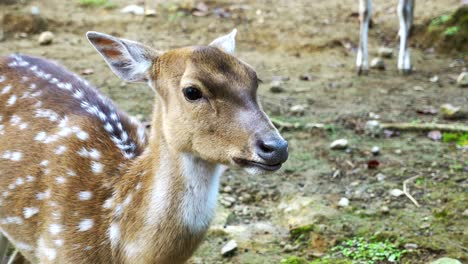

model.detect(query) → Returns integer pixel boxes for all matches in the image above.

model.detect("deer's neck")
[112,101,224,262]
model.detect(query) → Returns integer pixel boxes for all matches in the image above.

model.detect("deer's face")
[87,30,288,174]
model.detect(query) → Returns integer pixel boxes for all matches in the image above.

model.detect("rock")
[220,195,236,208]
[457,72,468,87]
[330,139,348,150]
[365,120,381,135]
[371,146,380,155]
[282,244,299,252]
[144,9,157,17]
[380,206,390,213]
[38,31,54,45]
[369,112,380,119]
[413,85,424,91]
[370,57,385,70]
[269,80,284,93]
[289,105,305,115]
[239,193,253,203]
[221,239,237,257]
[430,75,439,83]
[389,189,404,197]
[378,47,393,58]
[427,130,442,141]
[404,243,418,249]
[430,258,462,264]
[2,13,48,36]
[299,74,313,81]
[376,173,386,182]
[31,6,40,15]
[337,197,349,207]
[120,5,145,15]
[440,104,464,120]
[222,186,233,194]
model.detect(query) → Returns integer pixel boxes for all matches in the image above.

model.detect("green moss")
[290,224,316,240]
[78,0,115,8]
[442,132,468,146]
[281,256,308,264]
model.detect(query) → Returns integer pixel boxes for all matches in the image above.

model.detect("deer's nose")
[255,137,289,165]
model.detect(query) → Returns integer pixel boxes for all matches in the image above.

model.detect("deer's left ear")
[86,31,161,83]
[209,29,237,55]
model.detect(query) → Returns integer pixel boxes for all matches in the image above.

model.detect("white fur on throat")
[180,154,224,233]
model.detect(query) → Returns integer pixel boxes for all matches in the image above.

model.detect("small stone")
[376,173,386,182]
[270,80,284,93]
[144,9,157,17]
[380,206,390,213]
[282,244,299,252]
[239,193,253,203]
[369,112,380,119]
[378,47,393,58]
[81,68,94,75]
[394,149,402,155]
[413,86,424,91]
[221,239,238,257]
[430,75,439,83]
[389,189,404,197]
[38,31,54,45]
[120,5,145,15]
[404,243,418,249]
[299,74,313,81]
[289,105,305,115]
[330,139,348,150]
[456,72,468,87]
[337,197,349,207]
[371,146,380,155]
[440,103,462,119]
[365,120,381,135]
[222,186,233,194]
[370,57,385,70]
[430,258,462,264]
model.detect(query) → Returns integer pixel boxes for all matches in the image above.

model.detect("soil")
[0,0,467,263]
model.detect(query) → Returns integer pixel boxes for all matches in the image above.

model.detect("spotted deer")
[0,29,288,263]
[356,0,415,74]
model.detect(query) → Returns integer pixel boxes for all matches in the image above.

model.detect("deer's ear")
[86,31,161,82]
[209,29,237,55]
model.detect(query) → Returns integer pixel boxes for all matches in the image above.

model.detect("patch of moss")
[442,132,468,146]
[281,256,308,264]
[78,0,115,8]
[290,224,316,240]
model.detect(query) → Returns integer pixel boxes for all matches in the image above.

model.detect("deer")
[356,0,415,74]
[0,29,288,263]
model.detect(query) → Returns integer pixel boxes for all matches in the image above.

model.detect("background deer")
[356,0,415,74]
[0,29,288,263]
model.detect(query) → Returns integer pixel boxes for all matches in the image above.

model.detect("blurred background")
[0,0,467,263]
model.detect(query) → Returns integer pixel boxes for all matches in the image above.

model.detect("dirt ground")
[0,0,467,263]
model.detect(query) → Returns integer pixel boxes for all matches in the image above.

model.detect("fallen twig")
[381,123,468,133]
[403,176,420,208]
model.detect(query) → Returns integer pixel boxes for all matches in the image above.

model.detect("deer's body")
[0,31,288,263]
[357,0,415,74]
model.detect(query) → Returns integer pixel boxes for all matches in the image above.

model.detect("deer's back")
[0,54,147,263]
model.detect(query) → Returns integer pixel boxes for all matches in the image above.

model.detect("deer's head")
[87,30,288,174]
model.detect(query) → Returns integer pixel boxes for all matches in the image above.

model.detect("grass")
[430,14,452,27]
[78,0,115,8]
[331,237,406,264]
[442,132,468,146]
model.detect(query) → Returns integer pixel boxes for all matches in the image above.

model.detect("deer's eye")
[183,86,203,101]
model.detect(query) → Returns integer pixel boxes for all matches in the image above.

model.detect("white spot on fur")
[0,76,5,83]
[0,216,23,225]
[23,207,39,218]
[78,219,94,231]
[54,145,67,155]
[40,160,49,167]
[91,161,103,174]
[38,238,56,260]
[26,175,36,182]
[49,224,63,235]
[15,242,33,251]
[78,191,93,201]
[36,189,50,200]
[7,95,17,106]
[1,85,12,94]
[10,151,22,161]
[55,176,66,184]
[108,223,120,248]
[35,131,47,142]
[103,198,114,209]
[53,239,64,247]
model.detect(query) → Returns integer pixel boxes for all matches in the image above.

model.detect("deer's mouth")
[233,158,282,171]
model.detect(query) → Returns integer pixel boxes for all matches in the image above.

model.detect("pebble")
[282,244,299,252]
[404,243,418,250]
[376,173,386,182]
[370,57,385,70]
[239,193,253,203]
[289,105,305,115]
[413,86,424,91]
[430,257,462,264]
[440,103,462,119]
[337,197,350,207]
[299,74,313,81]
[371,146,380,155]
[380,206,390,213]
[222,186,233,194]
[389,189,404,197]
[365,120,381,135]
[430,75,439,83]
[270,80,284,93]
[38,31,54,45]
[120,5,145,15]
[378,47,393,58]
[221,239,238,257]
[330,139,348,150]
[456,72,468,87]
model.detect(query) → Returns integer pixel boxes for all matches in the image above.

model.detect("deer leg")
[357,0,372,75]
[398,0,413,74]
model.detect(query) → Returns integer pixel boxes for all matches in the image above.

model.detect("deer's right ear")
[86,31,161,83]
